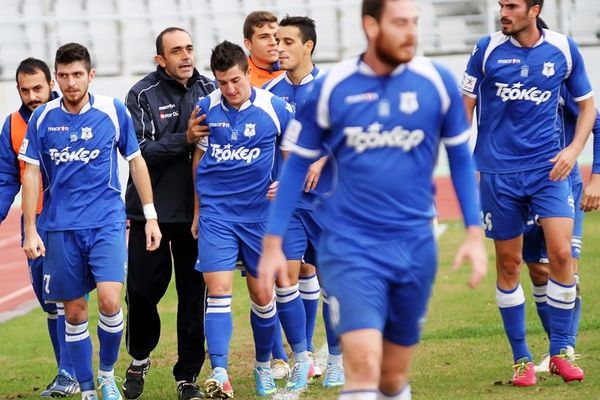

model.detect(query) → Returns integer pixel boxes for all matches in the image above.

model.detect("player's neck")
[363,49,397,76]
[63,93,90,114]
[250,56,273,71]
[511,25,542,48]
[286,62,313,85]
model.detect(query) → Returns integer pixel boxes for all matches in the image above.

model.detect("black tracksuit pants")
[125,221,206,382]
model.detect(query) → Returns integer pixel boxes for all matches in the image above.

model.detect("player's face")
[156,30,195,85]
[17,70,53,112]
[499,0,538,36]
[277,25,311,71]
[55,61,94,110]
[244,22,279,66]
[215,64,252,109]
[368,0,419,66]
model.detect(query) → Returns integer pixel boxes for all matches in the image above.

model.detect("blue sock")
[299,275,320,352]
[496,284,531,362]
[532,284,551,339]
[568,275,581,348]
[271,317,288,361]
[47,310,60,367]
[250,300,277,363]
[56,303,75,377]
[206,296,232,369]
[65,320,94,391]
[276,285,307,355]
[98,309,124,372]
[547,279,576,355]
[322,290,342,356]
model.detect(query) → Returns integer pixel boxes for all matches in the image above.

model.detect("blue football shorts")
[317,226,437,346]
[282,208,322,266]
[42,223,127,301]
[196,217,265,278]
[480,167,574,240]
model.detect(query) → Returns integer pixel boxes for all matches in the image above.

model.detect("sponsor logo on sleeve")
[19,138,29,154]
[461,72,477,93]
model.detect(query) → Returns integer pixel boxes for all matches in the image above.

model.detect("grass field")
[1,213,600,400]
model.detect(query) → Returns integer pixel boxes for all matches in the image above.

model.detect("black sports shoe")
[178,382,204,400]
[122,359,151,399]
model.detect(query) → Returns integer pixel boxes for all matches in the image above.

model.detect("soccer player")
[461,0,596,386]
[258,1,487,399]
[0,58,79,397]
[123,27,215,400]
[19,43,161,400]
[244,10,284,87]
[191,40,293,398]
[523,85,600,371]
[264,15,345,388]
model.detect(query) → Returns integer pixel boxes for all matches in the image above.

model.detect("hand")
[549,145,579,181]
[145,219,162,251]
[191,214,199,239]
[452,226,487,289]
[304,156,327,192]
[581,173,600,211]
[22,228,45,259]
[187,105,209,144]
[257,235,289,292]
[267,181,279,201]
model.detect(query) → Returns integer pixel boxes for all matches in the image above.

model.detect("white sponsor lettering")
[208,122,231,128]
[497,58,522,64]
[495,82,552,105]
[158,103,176,111]
[345,92,379,104]
[209,143,261,163]
[49,147,101,165]
[344,123,424,154]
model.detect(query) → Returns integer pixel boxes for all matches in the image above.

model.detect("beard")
[374,35,415,68]
[26,89,52,112]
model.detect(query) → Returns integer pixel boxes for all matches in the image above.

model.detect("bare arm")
[463,95,477,127]
[191,145,205,239]
[21,163,44,259]
[129,155,162,250]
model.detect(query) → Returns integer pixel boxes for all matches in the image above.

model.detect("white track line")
[0,233,20,249]
[0,285,33,306]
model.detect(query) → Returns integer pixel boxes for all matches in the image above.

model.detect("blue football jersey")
[264,66,326,209]
[462,29,593,173]
[195,87,294,222]
[283,56,471,239]
[18,94,140,231]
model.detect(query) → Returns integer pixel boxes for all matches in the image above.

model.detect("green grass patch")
[2,213,600,399]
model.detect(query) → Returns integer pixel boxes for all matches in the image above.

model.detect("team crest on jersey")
[542,62,555,77]
[243,123,256,137]
[399,92,419,114]
[80,127,93,140]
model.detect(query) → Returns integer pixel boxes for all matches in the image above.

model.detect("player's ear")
[49,80,55,90]
[304,40,314,56]
[88,68,96,81]
[363,15,379,41]
[155,54,166,68]
[243,37,252,53]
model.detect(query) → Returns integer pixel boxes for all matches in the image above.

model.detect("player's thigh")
[380,339,414,386]
[384,229,437,346]
[88,223,127,285]
[44,230,94,302]
[236,221,266,278]
[196,218,239,274]
[318,233,389,336]
[480,172,529,240]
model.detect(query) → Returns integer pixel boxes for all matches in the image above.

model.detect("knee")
[345,349,381,384]
[98,295,122,316]
[549,247,572,268]
[527,263,549,285]
[206,282,232,297]
[64,300,88,323]
[497,254,522,277]
[380,370,409,395]
[251,289,275,307]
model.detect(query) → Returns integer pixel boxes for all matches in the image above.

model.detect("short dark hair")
[243,10,277,39]
[210,40,249,75]
[156,27,189,56]
[16,57,51,84]
[279,15,317,55]
[362,0,386,21]
[55,43,92,71]
[526,0,544,9]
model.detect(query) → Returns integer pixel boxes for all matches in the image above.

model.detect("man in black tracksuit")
[123,27,215,400]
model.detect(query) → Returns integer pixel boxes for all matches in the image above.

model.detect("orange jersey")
[10,111,43,214]
[248,57,284,88]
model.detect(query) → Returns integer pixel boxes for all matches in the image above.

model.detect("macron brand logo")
[47,126,69,132]
[497,58,521,64]
[210,143,261,163]
[49,147,100,165]
[344,123,425,154]
[345,92,379,105]
[495,82,552,105]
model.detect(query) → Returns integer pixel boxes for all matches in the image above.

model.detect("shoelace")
[256,368,276,390]
[55,374,77,390]
[512,361,530,376]
[557,351,582,367]
[98,376,122,397]
[289,363,306,385]
[326,365,344,382]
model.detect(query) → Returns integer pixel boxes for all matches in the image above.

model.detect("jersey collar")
[60,93,93,114]
[220,87,257,112]
[284,65,321,86]
[508,28,545,48]
[357,55,406,77]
